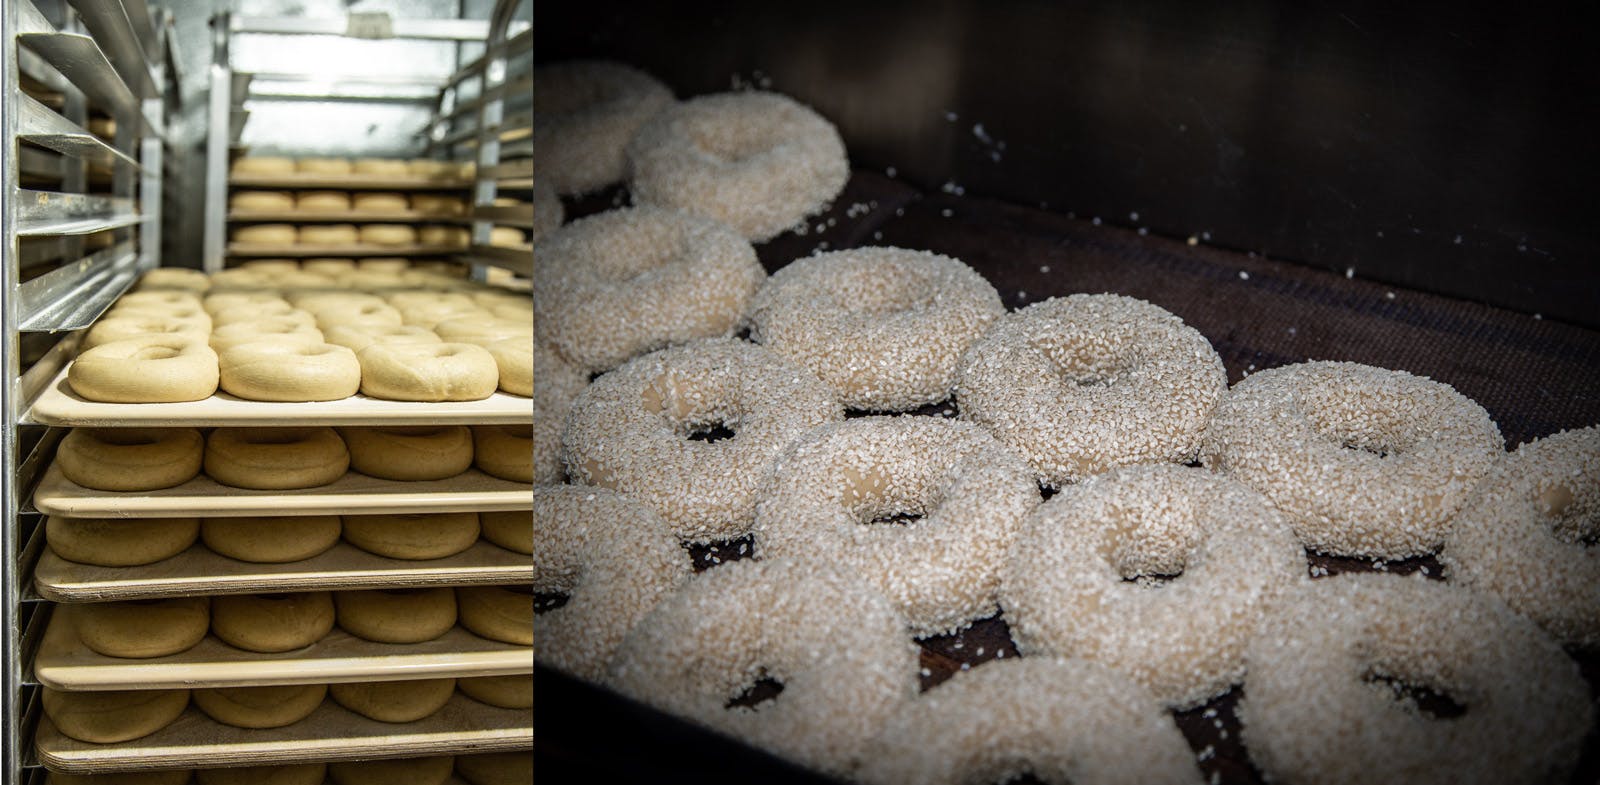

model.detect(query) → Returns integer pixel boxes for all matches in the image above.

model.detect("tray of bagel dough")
[33,539,531,601]
[226,243,467,258]
[34,693,531,772]
[33,606,531,690]
[31,464,533,519]
[26,365,534,427]
[227,209,471,223]
[227,174,473,191]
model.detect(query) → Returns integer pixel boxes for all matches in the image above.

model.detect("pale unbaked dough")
[47,516,199,566]
[201,515,342,563]
[76,596,210,659]
[210,592,335,653]
[41,687,190,743]
[334,588,458,644]
[192,683,327,729]
[329,678,455,723]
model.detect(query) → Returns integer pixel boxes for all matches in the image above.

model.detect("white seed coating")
[534,341,588,484]
[957,294,1226,487]
[1000,464,1304,708]
[751,247,1004,411]
[530,181,564,243]
[1239,573,1592,785]
[606,558,920,778]
[628,91,849,242]
[534,485,691,681]
[535,206,766,372]
[1199,361,1503,558]
[532,60,674,195]
[1439,425,1600,647]
[859,658,1203,785]
[754,416,1038,635]
[563,338,843,542]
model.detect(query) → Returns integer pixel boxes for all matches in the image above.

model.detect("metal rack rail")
[2,0,175,779]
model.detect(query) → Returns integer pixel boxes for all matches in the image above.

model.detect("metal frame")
[2,0,172,778]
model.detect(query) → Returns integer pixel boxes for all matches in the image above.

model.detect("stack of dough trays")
[226,243,467,258]
[29,355,533,773]
[228,173,472,190]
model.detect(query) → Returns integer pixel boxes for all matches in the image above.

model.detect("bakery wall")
[535,0,1599,328]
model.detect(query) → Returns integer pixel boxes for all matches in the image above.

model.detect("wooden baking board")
[228,174,472,190]
[32,464,534,519]
[227,243,464,258]
[228,210,467,223]
[34,606,532,690]
[33,540,532,602]
[36,695,532,772]
[27,366,533,427]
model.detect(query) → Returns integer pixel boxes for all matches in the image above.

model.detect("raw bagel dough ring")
[69,336,220,403]
[860,658,1203,785]
[232,156,294,175]
[201,515,342,563]
[755,416,1039,635]
[42,688,190,743]
[117,290,203,310]
[751,246,1004,411]
[203,292,288,315]
[958,293,1227,487]
[211,301,313,327]
[218,342,361,402]
[485,339,532,397]
[75,597,210,659]
[417,225,469,248]
[455,586,532,645]
[1241,574,1592,785]
[471,425,533,483]
[999,464,1304,708]
[47,516,200,566]
[534,486,688,680]
[454,752,532,785]
[488,226,528,247]
[208,320,324,353]
[628,91,848,241]
[288,290,386,312]
[235,259,300,276]
[479,510,530,554]
[356,257,409,272]
[308,301,403,329]
[82,316,208,350]
[455,675,532,709]
[341,512,480,560]
[104,304,213,333]
[295,191,351,212]
[57,427,204,491]
[334,588,458,643]
[410,194,464,216]
[298,224,359,246]
[195,763,326,785]
[329,678,455,723]
[533,206,764,372]
[433,318,532,346]
[340,426,474,481]
[301,258,357,276]
[1440,426,1600,647]
[231,191,295,211]
[358,224,417,246]
[532,60,673,194]
[352,158,409,176]
[407,159,459,180]
[137,268,212,293]
[191,683,327,729]
[210,592,335,653]
[1199,360,1503,558]
[233,224,298,246]
[564,338,842,540]
[608,559,919,777]
[323,324,441,353]
[204,427,350,490]
[327,756,454,785]
[356,342,500,402]
[396,301,484,329]
[352,192,408,211]
[296,158,351,175]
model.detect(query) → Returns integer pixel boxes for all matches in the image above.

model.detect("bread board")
[27,366,533,427]
[35,694,532,772]
[33,540,531,602]
[34,605,532,690]
[32,463,534,519]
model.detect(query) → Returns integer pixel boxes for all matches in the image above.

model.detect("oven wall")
[536,0,1599,328]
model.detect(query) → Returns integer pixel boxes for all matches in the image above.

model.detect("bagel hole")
[869,511,923,526]
[724,669,784,710]
[685,420,736,443]
[534,592,570,614]
[831,265,937,315]
[1340,439,1397,458]
[995,773,1048,785]
[1036,341,1132,391]
[1120,570,1182,587]
[1538,485,1599,546]
[688,535,753,572]
[132,346,182,361]
[1363,671,1467,719]
[257,594,293,601]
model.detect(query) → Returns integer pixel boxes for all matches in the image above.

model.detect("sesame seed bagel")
[1440,425,1600,647]
[751,247,1005,412]
[534,342,587,483]
[1199,361,1502,559]
[1000,464,1304,708]
[628,91,848,241]
[564,338,843,541]
[532,60,674,195]
[956,293,1227,487]
[534,206,765,372]
[607,559,920,778]
[859,658,1203,785]
[534,486,690,681]
[531,181,563,242]
[754,416,1038,635]
[1240,573,1592,785]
